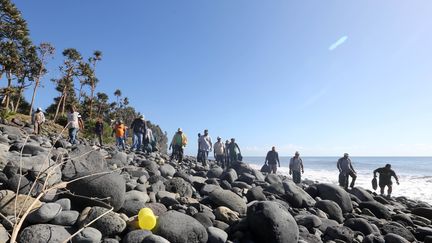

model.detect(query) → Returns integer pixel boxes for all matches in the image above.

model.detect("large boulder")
[323,225,355,243]
[155,210,208,243]
[381,222,416,242]
[246,186,267,202]
[247,201,299,243]
[359,201,391,220]
[122,230,152,243]
[164,177,193,198]
[78,206,126,237]
[4,154,62,187]
[68,173,125,211]
[9,143,47,155]
[0,190,42,217]
[209,189,247,215]
[383,233,410,243]
[72,227,102,243]
[159,164,176,178]
[18,224,72,242]
[412,207,432,220]
[207,226,228,243]
[283,180,316,208]
[27,203,63,224]
[315,200,344,223]
[343,218,376,235]
[295,215,322,230]
[350,187,374,202]
[62,146,107,180]
[316,183,353,213]
[219,169,237,183]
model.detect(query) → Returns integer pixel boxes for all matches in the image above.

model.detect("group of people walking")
[169,129,242,169]
[110,115,156,153]
[33,107,401,198]
[261,148,400,197]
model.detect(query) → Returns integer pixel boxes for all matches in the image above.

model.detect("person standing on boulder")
[197,133,202,162]
[224,140,231,167]
[265,146,280,174]
[130,115,147,151]
[228,138,242,163]
[214,137,225,168]
[169,128,188,163]
[198,129,213,166]
[67,105,83,145]
[94,117,104,146]
[337,153,357,189]
[32,107,45,135]
[373,164,400,198]
[289,151,304,183]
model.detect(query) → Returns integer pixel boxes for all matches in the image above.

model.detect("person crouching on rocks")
[289,151,304,183]
[265,146,280,174]
[337,153,357,189]
[32,107,45,135]
[374,164,400,198]
[169,128,188,163]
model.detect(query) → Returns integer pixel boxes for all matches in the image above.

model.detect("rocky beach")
[0,122,431,243]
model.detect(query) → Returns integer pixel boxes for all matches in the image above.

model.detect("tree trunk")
[89,83,95,119]
[14,87,23,113]
[29,78,40,116]
[5,71,12,110]
[62,89,67,116]
[53,94,64,121]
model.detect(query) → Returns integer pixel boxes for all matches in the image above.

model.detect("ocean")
[242,156,432,205]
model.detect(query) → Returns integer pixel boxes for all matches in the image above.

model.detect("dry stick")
[16,124,70,219]
[9,169,118,243]
[61,206,114,243]
[13,135,30,221]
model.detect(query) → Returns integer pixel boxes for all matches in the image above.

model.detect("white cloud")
[329,36,348,51]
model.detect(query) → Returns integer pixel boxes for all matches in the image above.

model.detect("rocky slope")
[0,123,431,243]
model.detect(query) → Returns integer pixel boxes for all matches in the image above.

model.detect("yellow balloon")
[138,208,157,230]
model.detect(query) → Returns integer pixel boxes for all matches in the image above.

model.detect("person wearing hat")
[289,151,304,183]
[213,137,225,168]
[130,114,147,151]
[169,128,188,163]
[32,107,46,135]
[198,129,213,166]
[373,164,400,198]
[265,146,280,174]
[337,153,357,189]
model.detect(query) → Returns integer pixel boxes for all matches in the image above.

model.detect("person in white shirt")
[198,129,212,166]
[67,105,83,145]
[213,137,225,168]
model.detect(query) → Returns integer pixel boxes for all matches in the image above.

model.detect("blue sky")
[12,0,432,156]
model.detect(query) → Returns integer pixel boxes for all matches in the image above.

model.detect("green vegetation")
[0,0,168,152]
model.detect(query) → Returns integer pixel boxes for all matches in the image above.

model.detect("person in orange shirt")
[115,120,126,150]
